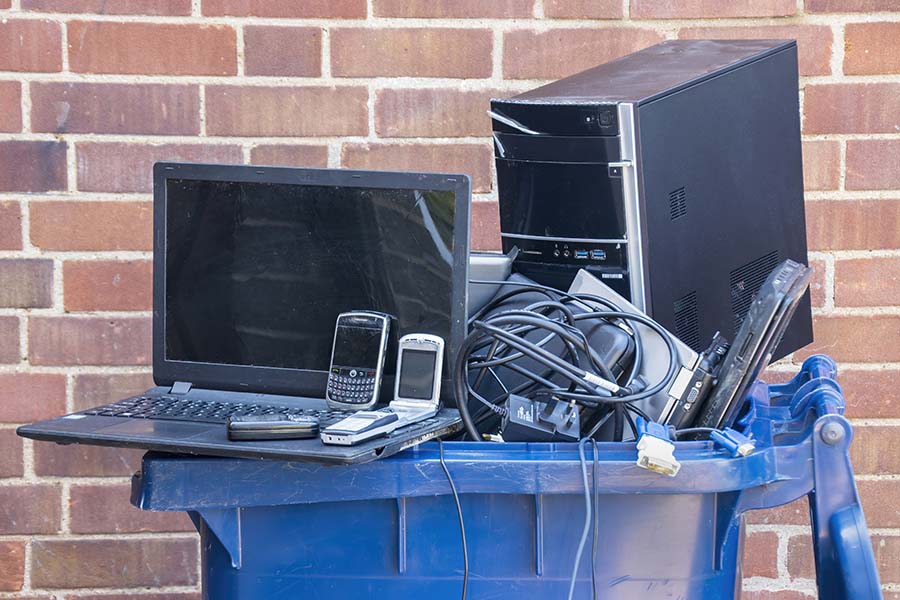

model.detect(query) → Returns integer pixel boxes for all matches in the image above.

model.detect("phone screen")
[332,325,383,368]
[398,349,438,400]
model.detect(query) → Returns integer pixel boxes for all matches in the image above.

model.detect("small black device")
[321,408,400,446]
[227,414,319,441]
[692,259,812,431]
[660,332,730,429]
[501,395,580,442]
[326,311,392,410]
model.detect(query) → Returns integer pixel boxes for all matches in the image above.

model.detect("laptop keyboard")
[80,395,445,438]
[81,395,353,426]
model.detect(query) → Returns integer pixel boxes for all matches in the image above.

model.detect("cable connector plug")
[500,395,580,442]
[635,417,681,477]
[709,428,756,457]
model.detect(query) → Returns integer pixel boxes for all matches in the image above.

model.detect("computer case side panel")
[635,43,812,357]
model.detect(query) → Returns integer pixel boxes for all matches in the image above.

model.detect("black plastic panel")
[637,45,811,358]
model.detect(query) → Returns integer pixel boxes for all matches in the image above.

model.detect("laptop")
[691,259,812,430]
[18,163,471,464]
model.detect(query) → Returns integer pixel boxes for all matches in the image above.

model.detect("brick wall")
[0,0,898,598]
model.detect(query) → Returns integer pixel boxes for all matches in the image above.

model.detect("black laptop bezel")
[152,162,471,399]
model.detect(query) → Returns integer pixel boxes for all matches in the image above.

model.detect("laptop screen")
[163,177,459,376]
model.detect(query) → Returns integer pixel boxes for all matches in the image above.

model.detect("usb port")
[574,250,589,260]
[590,250,606,260]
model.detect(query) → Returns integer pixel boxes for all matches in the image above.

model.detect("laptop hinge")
[170,381,192,395]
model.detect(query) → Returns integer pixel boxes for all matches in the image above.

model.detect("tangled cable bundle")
[454,279,683,442]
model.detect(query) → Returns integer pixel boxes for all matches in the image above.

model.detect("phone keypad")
[327,370,377,405]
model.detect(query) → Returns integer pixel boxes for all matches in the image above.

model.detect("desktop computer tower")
[491,39,812,357]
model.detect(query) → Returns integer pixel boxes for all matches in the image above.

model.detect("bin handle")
[808,413,883,599]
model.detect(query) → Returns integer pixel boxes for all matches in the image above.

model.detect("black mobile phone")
[325,311,392,411]
[226,414,320,441]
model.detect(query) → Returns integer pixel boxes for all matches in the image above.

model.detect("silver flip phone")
[393,333,444,411]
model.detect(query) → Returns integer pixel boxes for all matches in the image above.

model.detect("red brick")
[0,373,66,423]
[742,530,779,579]
[31,82,200,135]
[31,201,153,251]
[806,199,900,251]
[503,28,664,80]
[801,140,840,191]
[72,372,154,411]
[376,88,504,138]
[244,26,321,77]
[835,257,900,307]
[0,0,9,7]
[838,369,900,419]
[846,140,900,191]
[786,535,814,579]
[803,83,900,134]
[332,28,492,78]
[0,19,62,72]
[851,426,900,475]
[795,315,900,363]
[0,542,24,592]
[0,81,20,132]
[31,538,198,588]
[69,21,236,76]
[75,595,200,600]
[0,485,61,534]
[0,201,21,250]
[203,0,365,17]
[631,0,795,17]
[249,144,329,168]
[34,443,144,477]
[679,25,832,77]
[745,497,811,526]
[742,592,813,600]
[0,428,24,477]
[71,483,193,533]
[342,143,493,193]
[23,0,191,14]
[76,142,242,193]
[859,480,900,528]
[0,259,53,308]
[375,0,534,17]
[0,316,19,364]
[845,22,900,75]
[808,257,826,309]
[544,0,623,18]
[0,141,67,192]
[472,200,501,251]
[808,0,900,12]
[29,317,151,366]
[872,535,900,584]
[206,85,368,137]
[64,260,152,312]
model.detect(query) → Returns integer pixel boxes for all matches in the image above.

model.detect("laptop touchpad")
[98,420,216,438]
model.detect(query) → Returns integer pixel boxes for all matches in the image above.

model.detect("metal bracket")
[190,508,242,569]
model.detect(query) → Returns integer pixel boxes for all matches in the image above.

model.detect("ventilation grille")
[669,187,687,220]
[673,291,701,352]
[729,250,780,333]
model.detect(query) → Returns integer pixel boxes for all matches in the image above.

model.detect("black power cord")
[437,439,468,599]
[569,438,593,600]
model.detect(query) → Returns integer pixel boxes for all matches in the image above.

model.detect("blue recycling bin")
[131,355,882,599]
